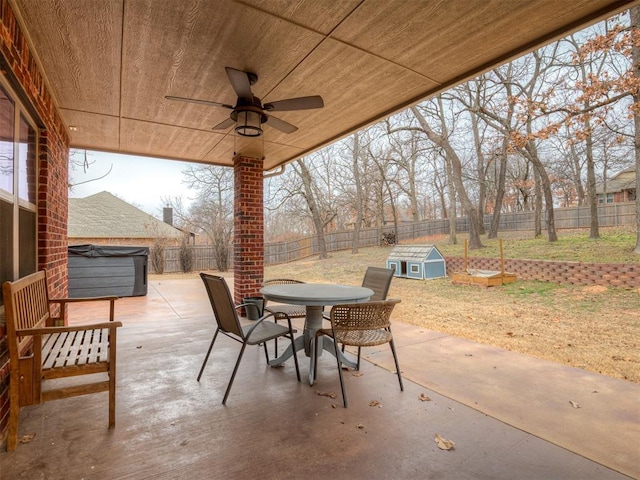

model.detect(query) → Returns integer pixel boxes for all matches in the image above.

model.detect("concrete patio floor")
[1,276,638,479]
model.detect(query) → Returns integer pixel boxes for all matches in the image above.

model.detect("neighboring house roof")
[596,168,636,195]
[68,191,183,239]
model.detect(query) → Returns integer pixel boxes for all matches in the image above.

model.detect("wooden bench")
[3,270,122,451]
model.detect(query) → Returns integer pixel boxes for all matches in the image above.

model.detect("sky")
[68,150,196,217]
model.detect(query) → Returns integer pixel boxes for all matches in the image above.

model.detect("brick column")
[233,155,264,305]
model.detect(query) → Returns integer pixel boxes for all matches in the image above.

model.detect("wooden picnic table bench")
[3,270,122,451]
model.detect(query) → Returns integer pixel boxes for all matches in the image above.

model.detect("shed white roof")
[387,245,444,261]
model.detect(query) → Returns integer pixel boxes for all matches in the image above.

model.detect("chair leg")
[263,342,270,363]
[108,365,116,429]
[197,328,219,381]
[223,343,247,405]
[7,383,20,451]
[333,337,348,407]
[389,338,404,391]
[356,346,362,371]
[274,327,279,358]
[289,331,300,382]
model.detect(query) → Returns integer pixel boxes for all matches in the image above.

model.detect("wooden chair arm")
[50,296,118,304]
[17,321,123,337]
[50,296,118,323]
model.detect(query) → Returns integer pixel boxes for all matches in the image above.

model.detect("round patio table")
[261,283,373,385]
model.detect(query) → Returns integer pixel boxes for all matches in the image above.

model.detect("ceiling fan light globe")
[235,110,263,137]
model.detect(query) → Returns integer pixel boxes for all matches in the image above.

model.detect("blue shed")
[386,245,446,280]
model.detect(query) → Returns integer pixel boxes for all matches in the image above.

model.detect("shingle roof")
[386,244,444,261]
[595,168,636,194]
[68,191,183,239]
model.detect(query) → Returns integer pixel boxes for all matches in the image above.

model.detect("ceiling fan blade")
[265,114,298,134]
[225,67,253,99]
[165,95,233,109]
[212,117,236,130]
[263,95,324,112]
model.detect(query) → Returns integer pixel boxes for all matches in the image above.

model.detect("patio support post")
[233,154,264,305]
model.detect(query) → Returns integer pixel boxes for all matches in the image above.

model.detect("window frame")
[0,73,39,302]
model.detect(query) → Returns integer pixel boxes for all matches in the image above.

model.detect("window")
[0,80,38,305]
[597,193,615,204]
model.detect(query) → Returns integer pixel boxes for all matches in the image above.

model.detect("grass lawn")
[264,227,640,383]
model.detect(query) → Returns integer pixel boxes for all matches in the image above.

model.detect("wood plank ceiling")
[11,0,640,170]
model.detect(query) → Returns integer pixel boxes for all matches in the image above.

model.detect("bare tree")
[178,165,234,271]
[411,101,484,249]
[289,155,337,259]
[68,149,113,190]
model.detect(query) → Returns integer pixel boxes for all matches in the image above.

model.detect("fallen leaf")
[506,332,514,337]
[351,372,364,377]
[418,393,432,402]
[136,345,143,349]
[434,433,455,450]
[19,433,36,444]
[356,423,366,429]
[369,400,381,407]
[315,390,337,399]
[569,400,581,409]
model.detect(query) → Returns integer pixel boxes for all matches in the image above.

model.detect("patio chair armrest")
[242,310,280,337]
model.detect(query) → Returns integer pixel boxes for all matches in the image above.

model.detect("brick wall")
[0,0,70,447]
[446,257,640,288]
[233,155,264,305]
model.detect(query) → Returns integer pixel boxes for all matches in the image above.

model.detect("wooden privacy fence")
[154,201,636,273]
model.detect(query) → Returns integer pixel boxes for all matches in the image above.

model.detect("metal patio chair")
[197,273,300,404]
[361,266,395,302]
[314,299,403,407]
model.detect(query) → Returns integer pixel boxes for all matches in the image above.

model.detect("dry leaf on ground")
[569,400,581,409]
[434,433,455,450]
[369,400,381,407]
[315,390,337,399]
[419,393,432,402]
[19,433,36,444]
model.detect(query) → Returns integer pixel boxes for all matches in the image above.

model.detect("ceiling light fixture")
[234,109,263,137]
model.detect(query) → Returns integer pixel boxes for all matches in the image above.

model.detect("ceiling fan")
[166,67,324,137]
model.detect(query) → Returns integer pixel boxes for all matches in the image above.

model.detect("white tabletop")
[261,283,373,306]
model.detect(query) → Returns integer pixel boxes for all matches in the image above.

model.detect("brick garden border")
[445,257,639,288]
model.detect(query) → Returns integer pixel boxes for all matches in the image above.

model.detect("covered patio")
[1,0,639,473]
[2,277,637,479]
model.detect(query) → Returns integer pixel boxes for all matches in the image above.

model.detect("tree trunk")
[525,137,558,241]
[489,150,508,238]
[568,139,586,206]
[584,115,600,239]
[445,155,457,245]
[534,166,542,238]
[295,160,329,259]
[351,133,363,254]
[471,107,487,235]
